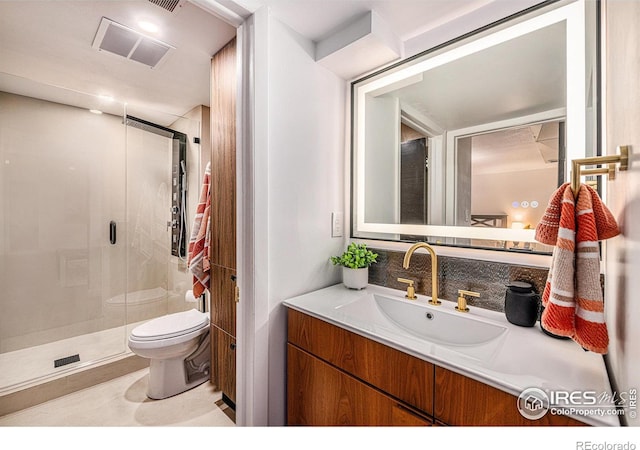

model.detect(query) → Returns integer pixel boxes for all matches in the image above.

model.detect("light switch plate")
[331,212,343,237]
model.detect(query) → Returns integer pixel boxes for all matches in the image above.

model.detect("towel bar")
[570,145,631,197]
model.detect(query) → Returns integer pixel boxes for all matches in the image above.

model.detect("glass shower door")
[124,110,201,329]
[124,118,174,326]
[0,78,128,391]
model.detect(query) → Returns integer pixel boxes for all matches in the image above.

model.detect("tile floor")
[0,368,235,427]
[0,322,135,390]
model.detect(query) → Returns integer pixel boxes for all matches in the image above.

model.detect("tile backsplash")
[368,248,550,313]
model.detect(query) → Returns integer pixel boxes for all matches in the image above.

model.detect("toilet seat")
[126,308,212,399]
[130,309,209,342]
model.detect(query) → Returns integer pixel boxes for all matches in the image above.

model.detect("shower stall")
[0,76,205,395]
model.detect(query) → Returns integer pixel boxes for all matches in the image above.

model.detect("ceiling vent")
[92,17,174,69]
[147,0,186,13]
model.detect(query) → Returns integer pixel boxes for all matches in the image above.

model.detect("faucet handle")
[458,289,480,298]
[456,289,480,312]
[397,277,417,300]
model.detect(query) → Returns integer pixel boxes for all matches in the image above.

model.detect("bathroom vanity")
[284,284,619,426]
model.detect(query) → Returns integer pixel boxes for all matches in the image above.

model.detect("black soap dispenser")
[504,281,540,327]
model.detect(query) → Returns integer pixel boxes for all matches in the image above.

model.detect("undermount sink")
[335,293,508,349]
[374,294,507,345]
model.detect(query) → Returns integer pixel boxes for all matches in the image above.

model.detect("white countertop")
[283,283,620,427]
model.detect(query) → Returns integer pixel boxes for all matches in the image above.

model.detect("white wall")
[243,0,594,426]
[472,167,558,228]
[603,0,640,427]
[251,9,347,425]
[403,0,549,58]
[364,95,398,223]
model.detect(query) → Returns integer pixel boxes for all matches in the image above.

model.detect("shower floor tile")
[0,322,142,391]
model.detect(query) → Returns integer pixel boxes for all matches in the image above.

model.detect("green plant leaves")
[330,243,378,269]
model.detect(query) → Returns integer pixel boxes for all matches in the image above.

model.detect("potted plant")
[330,242,378,290]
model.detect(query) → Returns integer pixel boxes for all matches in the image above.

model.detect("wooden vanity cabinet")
[434,367,586,426]
[287,308,588,427]
[287,309,434,426]
[288,345,431,425]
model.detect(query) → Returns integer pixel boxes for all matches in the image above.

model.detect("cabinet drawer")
[435,367,587,426]
[212,325,236,404]
[288,309,434,416]
[287,344,432,426]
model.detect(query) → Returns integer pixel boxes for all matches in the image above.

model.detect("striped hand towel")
[188,162,211,298]
[535,182,620,354]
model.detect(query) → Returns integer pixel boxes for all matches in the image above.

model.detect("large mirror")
[351,0,598,253]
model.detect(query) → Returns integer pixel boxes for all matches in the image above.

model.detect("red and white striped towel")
[535,182,620,354]
[188,162,211,298]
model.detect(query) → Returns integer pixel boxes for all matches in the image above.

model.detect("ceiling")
[0,0,545,125]
[0,0,236,125]
[471,121,560,175]
[389,20,566,131]
[233,0,497,43]
[382,18,565,174]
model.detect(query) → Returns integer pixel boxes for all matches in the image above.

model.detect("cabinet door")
[210,265,236,336]
[210,265,236,404]
[212,325,236,404]
[210,38,236,270]
[288,309,434,416]
[435,367,586,426]
[287,344,431,426]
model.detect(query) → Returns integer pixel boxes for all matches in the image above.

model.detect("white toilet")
[128,308,211,399]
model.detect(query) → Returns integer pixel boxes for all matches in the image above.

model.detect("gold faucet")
[402,242,440,306]
[397,278,417,300]
[456,289,480,313]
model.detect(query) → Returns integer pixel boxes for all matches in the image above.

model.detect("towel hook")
[570,145,630,198]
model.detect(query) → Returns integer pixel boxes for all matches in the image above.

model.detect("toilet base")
[147,357,209,400]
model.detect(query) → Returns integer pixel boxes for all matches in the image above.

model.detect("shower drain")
[54,354,80,368]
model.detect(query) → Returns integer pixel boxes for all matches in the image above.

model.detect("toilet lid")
[131,309,209,341]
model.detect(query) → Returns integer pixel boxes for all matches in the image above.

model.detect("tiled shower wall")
[368,248,550,313]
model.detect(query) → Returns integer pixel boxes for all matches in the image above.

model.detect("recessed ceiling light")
[138,21,159,34]
[89,109,103,115]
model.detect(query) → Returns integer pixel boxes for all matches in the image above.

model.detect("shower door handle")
[109,221,117,245]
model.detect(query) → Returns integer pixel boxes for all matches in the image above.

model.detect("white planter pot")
[342,267,368,290]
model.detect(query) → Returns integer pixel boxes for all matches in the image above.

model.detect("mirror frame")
[350,0,593,247]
